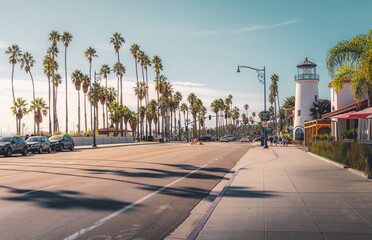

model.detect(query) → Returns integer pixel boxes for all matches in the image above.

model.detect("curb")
[307,152,370,179]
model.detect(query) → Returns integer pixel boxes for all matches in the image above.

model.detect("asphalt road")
[0,142,251,240]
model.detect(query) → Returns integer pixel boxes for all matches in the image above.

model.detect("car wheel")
[48,147,51,153]
[39,147,43,154]
[22,147,28,156]
[70,144,74,151]
[5,148,12,157]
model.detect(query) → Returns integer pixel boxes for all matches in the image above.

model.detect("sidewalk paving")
[186,146,372,240]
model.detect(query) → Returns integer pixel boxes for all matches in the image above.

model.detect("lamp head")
[237,66,240,74]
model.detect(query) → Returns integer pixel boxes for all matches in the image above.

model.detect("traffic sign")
[263,121,269,127]
[260,111,270,121]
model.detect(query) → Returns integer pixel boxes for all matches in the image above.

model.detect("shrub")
[309,140,372,174]
[342,129,357,140]
[283,134,293,144]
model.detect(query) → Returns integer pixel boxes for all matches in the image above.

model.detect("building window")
[315,95,318,102]
[298,110,301,116]
[332,106,335,111]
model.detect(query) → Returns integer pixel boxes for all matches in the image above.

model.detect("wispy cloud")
[173,81,206,87]
[195,19,303,36]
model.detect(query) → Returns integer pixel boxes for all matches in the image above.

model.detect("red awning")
[331,111,356,119]
[349,107,372,119]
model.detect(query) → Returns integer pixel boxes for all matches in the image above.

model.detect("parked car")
[220,136,229,142]
[50,135,74,152]
[26,136,52,154]
[241,136,252,143]
[228,135,236,141]
[0,136,28,157]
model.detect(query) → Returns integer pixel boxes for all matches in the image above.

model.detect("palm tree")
[129,111,138,138]
[122,106,130,136]
[252,112,256,122]
[174,91,182,139]
[187,93,198,138]
[11,98,28,134]
[81,74,91,132]
[283,96,295,109]
[270,74,279,132]
[5,44,22,102]
[309,101,331,119]
[20,51,36,133]
[180,103,188,135]
[53,73,62,110]
[71,70,83,132]
[106,87,117,128]
[108,101,124,136]
[152,56,163,136]
[162,81,173,138]
[30,98,48,134]
[88,82,102,129]
[130,44,140,137]
[244,104,249,117]
[99,86,107,129]
[232,106,240,134]
[327,29,372,106]
[147,99,157,137]
[110,32,125,136]
[134,82,148,138]
[61,32,73,133]
[48,30,61,133]
[100,64,111,134]
[43,54,53,134]
[211,99,220,140]
[85,46,98,130]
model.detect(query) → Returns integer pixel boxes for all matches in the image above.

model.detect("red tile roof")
[322,99,368,118]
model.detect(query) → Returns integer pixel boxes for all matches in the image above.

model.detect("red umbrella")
[349,107,372,119]
[331,111,356,119]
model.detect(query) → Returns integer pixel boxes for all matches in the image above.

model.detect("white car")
[220,136,229,142]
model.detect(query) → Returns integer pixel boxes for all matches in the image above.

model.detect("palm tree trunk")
[134,58,140,139]
[29,71,36,134]
[84,93,87,132]
[157,92,159,137]
[102,104,105,129]
[106,77,109,136]
[78,91,81,132]
[216,114,218,140]
[48,76,52,134]
[65,46,68,133]
[11,63,15,102]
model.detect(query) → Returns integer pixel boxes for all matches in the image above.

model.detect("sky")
[0,0,371,134]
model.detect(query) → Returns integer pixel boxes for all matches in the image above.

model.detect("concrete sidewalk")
[181,146,372,240]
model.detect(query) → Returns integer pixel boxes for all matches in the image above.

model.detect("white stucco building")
[293,58,319,139]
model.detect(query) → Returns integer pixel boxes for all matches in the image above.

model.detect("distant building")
[293,58,319,139]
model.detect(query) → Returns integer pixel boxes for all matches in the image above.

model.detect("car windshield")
[50,135,63,140]
[0,137,12,142]
[27,137,41,143]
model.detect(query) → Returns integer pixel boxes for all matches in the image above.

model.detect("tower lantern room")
[295,57,319,81]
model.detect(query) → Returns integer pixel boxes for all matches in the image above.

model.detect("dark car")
[0,136,28,157]
[26,136,52,154]
[50,135,74,152]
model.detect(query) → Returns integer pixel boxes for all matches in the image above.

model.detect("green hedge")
[309,141,372,175]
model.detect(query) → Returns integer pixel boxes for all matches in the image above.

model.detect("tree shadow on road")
[0,185,134,211]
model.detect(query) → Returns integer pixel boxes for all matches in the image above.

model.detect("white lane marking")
[64,163,209,240]
[24,185,57,194]
[153,204,172,214]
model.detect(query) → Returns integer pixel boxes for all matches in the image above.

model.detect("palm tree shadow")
[0,185,133,211]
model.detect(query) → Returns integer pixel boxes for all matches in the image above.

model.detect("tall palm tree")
[99,86,107,129]
[134,82,148,138]
[162,81,173,138]
[174,91,182,139]
[147,99,157,137]
[106,87,117,128]
[129,111,138,138]
[53,73,62,109]
[180,103,188,133]
[130,44,140,136]
[122,106,130,136]
[88,82,102,130]
[244,104,249,118]
[71,70,83,132]
[110,32,125,136]
[152,56,163,136]
[85,46,98,131]
[61,32,73,133]
[11,98,28,134]
[187,93,198,138]
[43,54,53,134]
[100,64,111,134]
[143,53,151,137]
[327,29,372,106]
[108,101,124,136]
[211,99,220,139]
[5,44,22,102]
[81,74,91,132]
[252,112,256,122]
[48,30,61,133]
[20,51,36,133]
[30,98,48,134]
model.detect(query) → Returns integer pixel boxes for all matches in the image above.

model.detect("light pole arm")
[238,65,264,72]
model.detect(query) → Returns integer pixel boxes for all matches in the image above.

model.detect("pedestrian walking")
[274,135,278,146]
[279,137,282,147]
[282,137,286,147]
[269,136,273,146]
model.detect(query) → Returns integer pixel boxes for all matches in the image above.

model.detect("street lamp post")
[237,65,268,148]
[92,71,102,148]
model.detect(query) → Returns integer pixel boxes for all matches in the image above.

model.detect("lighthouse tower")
[293,58,319,139]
